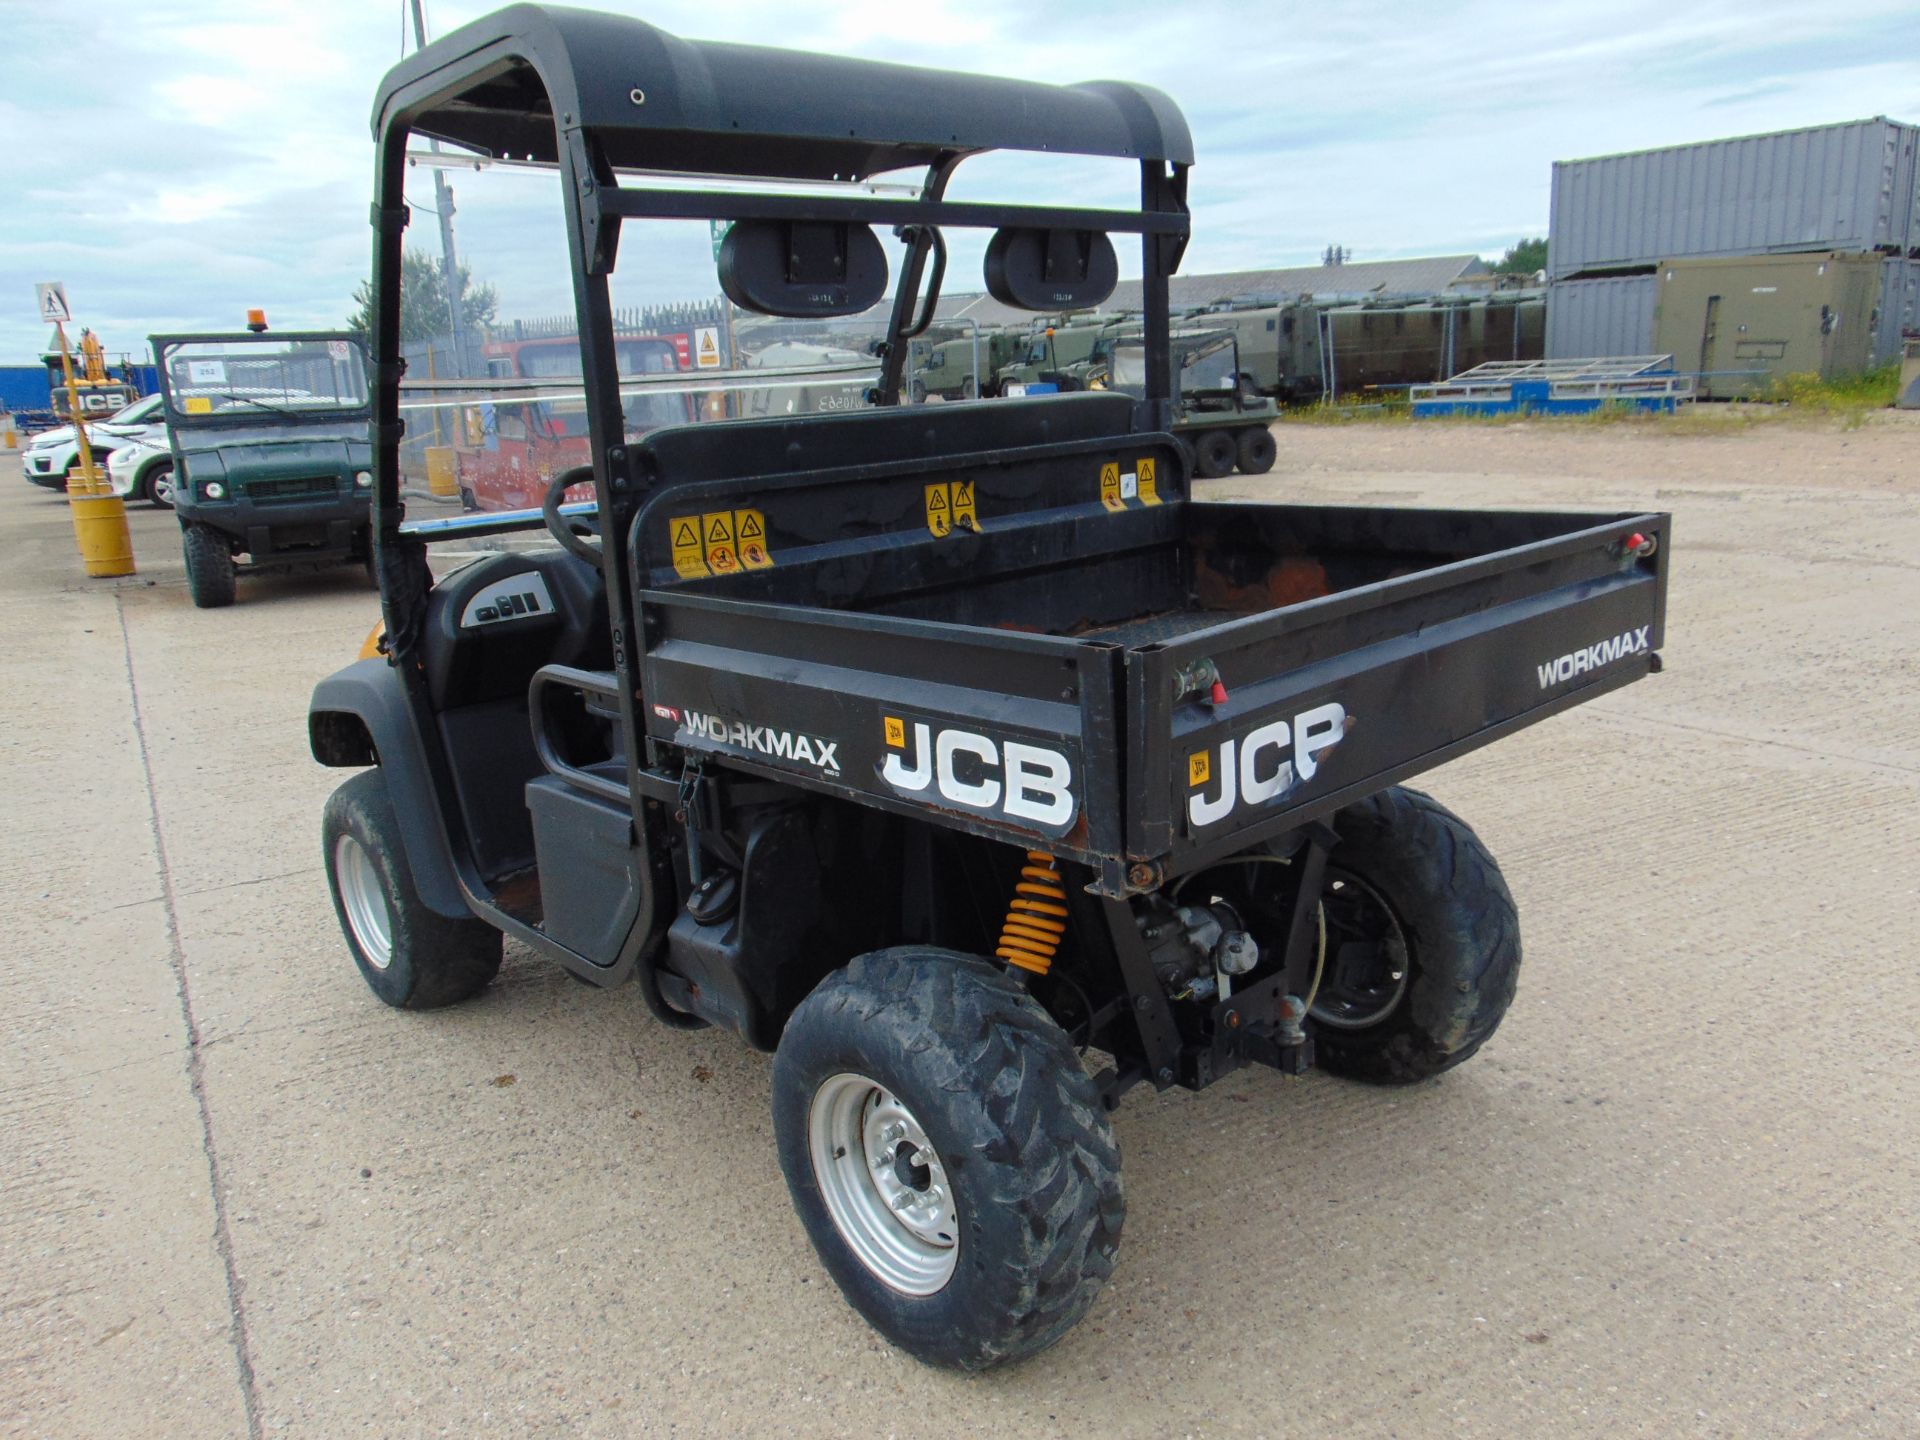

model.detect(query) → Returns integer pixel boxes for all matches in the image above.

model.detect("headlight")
[355,470,373,488]
[204,481,226,499]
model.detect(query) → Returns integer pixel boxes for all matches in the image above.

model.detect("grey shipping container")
[1550,117,1920,280]
[1545,274,1659,359]
[1877,257,1920,365]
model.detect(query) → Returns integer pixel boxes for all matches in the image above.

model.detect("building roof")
[1109,255,1491,312]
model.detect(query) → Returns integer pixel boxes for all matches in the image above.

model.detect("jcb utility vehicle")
[311,5,1670,1372]
[153,329,374,607]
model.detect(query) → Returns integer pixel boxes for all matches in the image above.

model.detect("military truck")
[311,3,1670,1373]
[998,313,1131,392]
[908,328,1023,400]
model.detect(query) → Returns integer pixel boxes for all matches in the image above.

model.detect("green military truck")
[909,328,1024,400]
[998,314,1131,393]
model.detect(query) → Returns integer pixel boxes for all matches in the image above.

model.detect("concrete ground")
[2,416,1916,1439]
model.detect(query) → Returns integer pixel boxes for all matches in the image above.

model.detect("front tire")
[1311,786,1521,1084]
[323,770,502,1009]
[182,525,236,608]
[145,464,175,509]
[774,949,1123,1370]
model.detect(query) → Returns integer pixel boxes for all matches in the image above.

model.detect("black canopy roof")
[374,4,1193,182]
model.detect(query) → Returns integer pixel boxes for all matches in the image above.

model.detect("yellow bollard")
[425,445,458,497]
[52,319,135,576]
[70,492,136,576]
[3,420,16,449]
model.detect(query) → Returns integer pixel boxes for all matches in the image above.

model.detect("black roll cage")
[361,4,1192,980]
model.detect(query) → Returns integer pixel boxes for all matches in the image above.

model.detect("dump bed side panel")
[1130,509,1669,867]
[639,594,1127,866]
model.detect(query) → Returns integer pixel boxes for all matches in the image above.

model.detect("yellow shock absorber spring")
[997,851,1069,976]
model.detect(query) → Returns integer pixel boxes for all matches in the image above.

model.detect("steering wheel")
[541,465,601,564]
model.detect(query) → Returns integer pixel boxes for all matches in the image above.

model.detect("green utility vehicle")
[1099,328,1279,475]
[152,330,374,608]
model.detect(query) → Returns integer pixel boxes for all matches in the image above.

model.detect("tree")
[345,249,498,342]
[1490,237,1549,276]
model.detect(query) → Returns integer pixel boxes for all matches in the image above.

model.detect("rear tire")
[1236,426,1277,475]
[1193,428,1237,478]
[182,525,236,608]
[1311,786,1521,1084]
[323,769,502,1009]
[773,948,1123,1370]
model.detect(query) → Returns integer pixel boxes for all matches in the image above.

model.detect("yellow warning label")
[703,511,740,574]
[1188,750,1211,787]
[950,478,978,531]
[883,715,906,748]
[670,515,710,580]
[734,507,773,570]
[1099,461,1124,512]
[1137,456,1161,506]
[925,482,953,538]
[183,396,213,415]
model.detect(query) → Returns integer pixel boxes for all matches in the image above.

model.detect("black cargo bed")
[625,400,1668,891]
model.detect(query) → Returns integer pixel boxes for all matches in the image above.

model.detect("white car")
[20,394,167,494]
[105,434,175,508]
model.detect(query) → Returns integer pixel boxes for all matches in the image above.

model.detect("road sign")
[694,326,721,369]
[36,282,71,324]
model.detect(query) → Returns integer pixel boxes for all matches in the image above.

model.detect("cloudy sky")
[4,0,1919,363]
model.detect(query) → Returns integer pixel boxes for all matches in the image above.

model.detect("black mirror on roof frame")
[718,220,890,318]
[984,228,1118,311]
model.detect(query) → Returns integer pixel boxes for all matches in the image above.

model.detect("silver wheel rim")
[334,834,393,970]
[808,1073,958,1295]
[152,469,173,506]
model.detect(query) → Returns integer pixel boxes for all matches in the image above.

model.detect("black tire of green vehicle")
[145,464,175,509]
[1193,428,1237,478]
[182,525,237,609]
[1236,426,1277,475]
[773,949,1124,1371]
[322,769,501,1009]
[1313,786,1521,1084]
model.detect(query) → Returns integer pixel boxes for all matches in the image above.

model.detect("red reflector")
[1210,679,1229,706]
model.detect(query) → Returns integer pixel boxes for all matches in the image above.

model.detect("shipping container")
[1898,336,1920,408]
[1545,274,1659,360]
[1652,252,1882,398]
[1550,118,1920,280]
[1876,257,1920,365]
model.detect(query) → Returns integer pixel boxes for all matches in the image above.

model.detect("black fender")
[309,658,469,920]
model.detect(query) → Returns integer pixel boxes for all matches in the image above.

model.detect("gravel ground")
[2,413,1916,1438]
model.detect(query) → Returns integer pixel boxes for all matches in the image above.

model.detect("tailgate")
[1128,508,1670,866]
